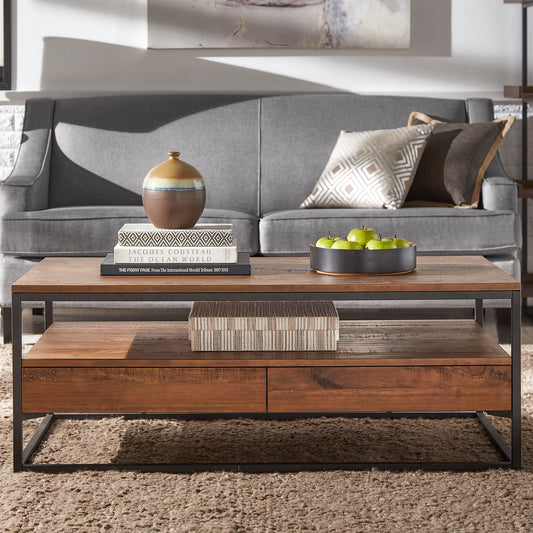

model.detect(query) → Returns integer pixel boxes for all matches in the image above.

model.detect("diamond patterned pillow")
[300,125,433,210]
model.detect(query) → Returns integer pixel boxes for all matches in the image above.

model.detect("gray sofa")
[0,94,521,341]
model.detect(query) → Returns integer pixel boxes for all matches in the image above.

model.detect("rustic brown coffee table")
[11,256,521,472]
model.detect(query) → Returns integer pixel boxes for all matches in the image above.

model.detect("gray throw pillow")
[406,112,515,208]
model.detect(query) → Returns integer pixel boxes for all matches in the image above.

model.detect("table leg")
[511,290,522,468]
[2,307,12,344]
[475,298,483,326]
[44,300,53,330]
[12,293,23,472]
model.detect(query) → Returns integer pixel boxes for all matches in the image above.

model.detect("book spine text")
[114,244,238,264]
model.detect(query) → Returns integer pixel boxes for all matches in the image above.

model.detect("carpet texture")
[1,344,532,532]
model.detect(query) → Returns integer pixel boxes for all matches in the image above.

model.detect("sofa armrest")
[466,98,519,213]
[482,175,518,213]
[0,98,54,214]
[480,149,518,212]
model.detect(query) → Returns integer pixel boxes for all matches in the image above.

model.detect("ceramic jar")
[142,152,206,229]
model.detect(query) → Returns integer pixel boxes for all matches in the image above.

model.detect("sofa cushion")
[0,207,259,256]
[260,94,469,215]
[406,112,515,207]
[300,125,432,210]
[259,208,520,256]
[48,95,261,216]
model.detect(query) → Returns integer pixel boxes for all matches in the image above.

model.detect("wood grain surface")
[22,320,511,368]
[12,256,520,294]
[267,366,511,413]
[22,367,266,413]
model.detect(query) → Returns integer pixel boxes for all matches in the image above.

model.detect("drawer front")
[268,366,511,413]
[23,367,266,413]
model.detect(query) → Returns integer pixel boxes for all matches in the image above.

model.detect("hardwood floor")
[3,305,533,346]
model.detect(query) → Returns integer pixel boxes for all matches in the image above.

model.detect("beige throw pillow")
[300,125,433,210]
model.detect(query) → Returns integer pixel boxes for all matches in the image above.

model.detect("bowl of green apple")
[309,226,416,275]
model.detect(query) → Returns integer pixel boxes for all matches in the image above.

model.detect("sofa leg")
[2,307,12,344]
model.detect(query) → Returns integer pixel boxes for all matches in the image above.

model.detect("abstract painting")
[148,0,411,49]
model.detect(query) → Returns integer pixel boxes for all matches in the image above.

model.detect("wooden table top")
[11,255,520,295]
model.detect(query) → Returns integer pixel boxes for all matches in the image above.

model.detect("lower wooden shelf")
[23,320,510,367]
[21,320,511,414]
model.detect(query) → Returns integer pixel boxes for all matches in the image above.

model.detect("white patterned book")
[100,253,250,276]
[113,239,238,264]
[118,223,234,247]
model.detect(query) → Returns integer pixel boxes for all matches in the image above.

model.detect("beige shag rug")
[0,344,532,532]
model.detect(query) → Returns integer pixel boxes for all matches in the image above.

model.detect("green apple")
[315,232,343,248]
[315,236,335,248]
[347,225,379,246]
[366,236,397,250]
[331,239,363,250]
[392,236,411,248]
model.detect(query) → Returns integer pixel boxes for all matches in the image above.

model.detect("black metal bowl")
[309,243,416,275]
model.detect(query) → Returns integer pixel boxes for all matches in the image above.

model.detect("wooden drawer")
[268,366,511,413]
[22,367,266,414]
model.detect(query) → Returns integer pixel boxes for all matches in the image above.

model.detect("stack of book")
[100,223,251,275]
[188,301,339,351]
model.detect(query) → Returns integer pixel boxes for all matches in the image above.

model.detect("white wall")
[5,0,531,99]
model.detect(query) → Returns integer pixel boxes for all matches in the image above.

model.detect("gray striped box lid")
[188,301,339,331]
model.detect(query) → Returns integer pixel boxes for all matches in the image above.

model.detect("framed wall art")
[148,0,411,50]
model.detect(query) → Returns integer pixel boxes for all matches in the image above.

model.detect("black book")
[100,252,251,276]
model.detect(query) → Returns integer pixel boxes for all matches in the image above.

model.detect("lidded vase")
[142,151,206,229]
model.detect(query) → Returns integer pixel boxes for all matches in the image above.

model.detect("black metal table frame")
[12,289,521,473]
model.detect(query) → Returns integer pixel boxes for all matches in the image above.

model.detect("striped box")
[188,301,339,352]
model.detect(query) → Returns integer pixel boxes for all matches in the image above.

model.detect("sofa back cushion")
[48,95,260,215]
[259,94,468,215]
